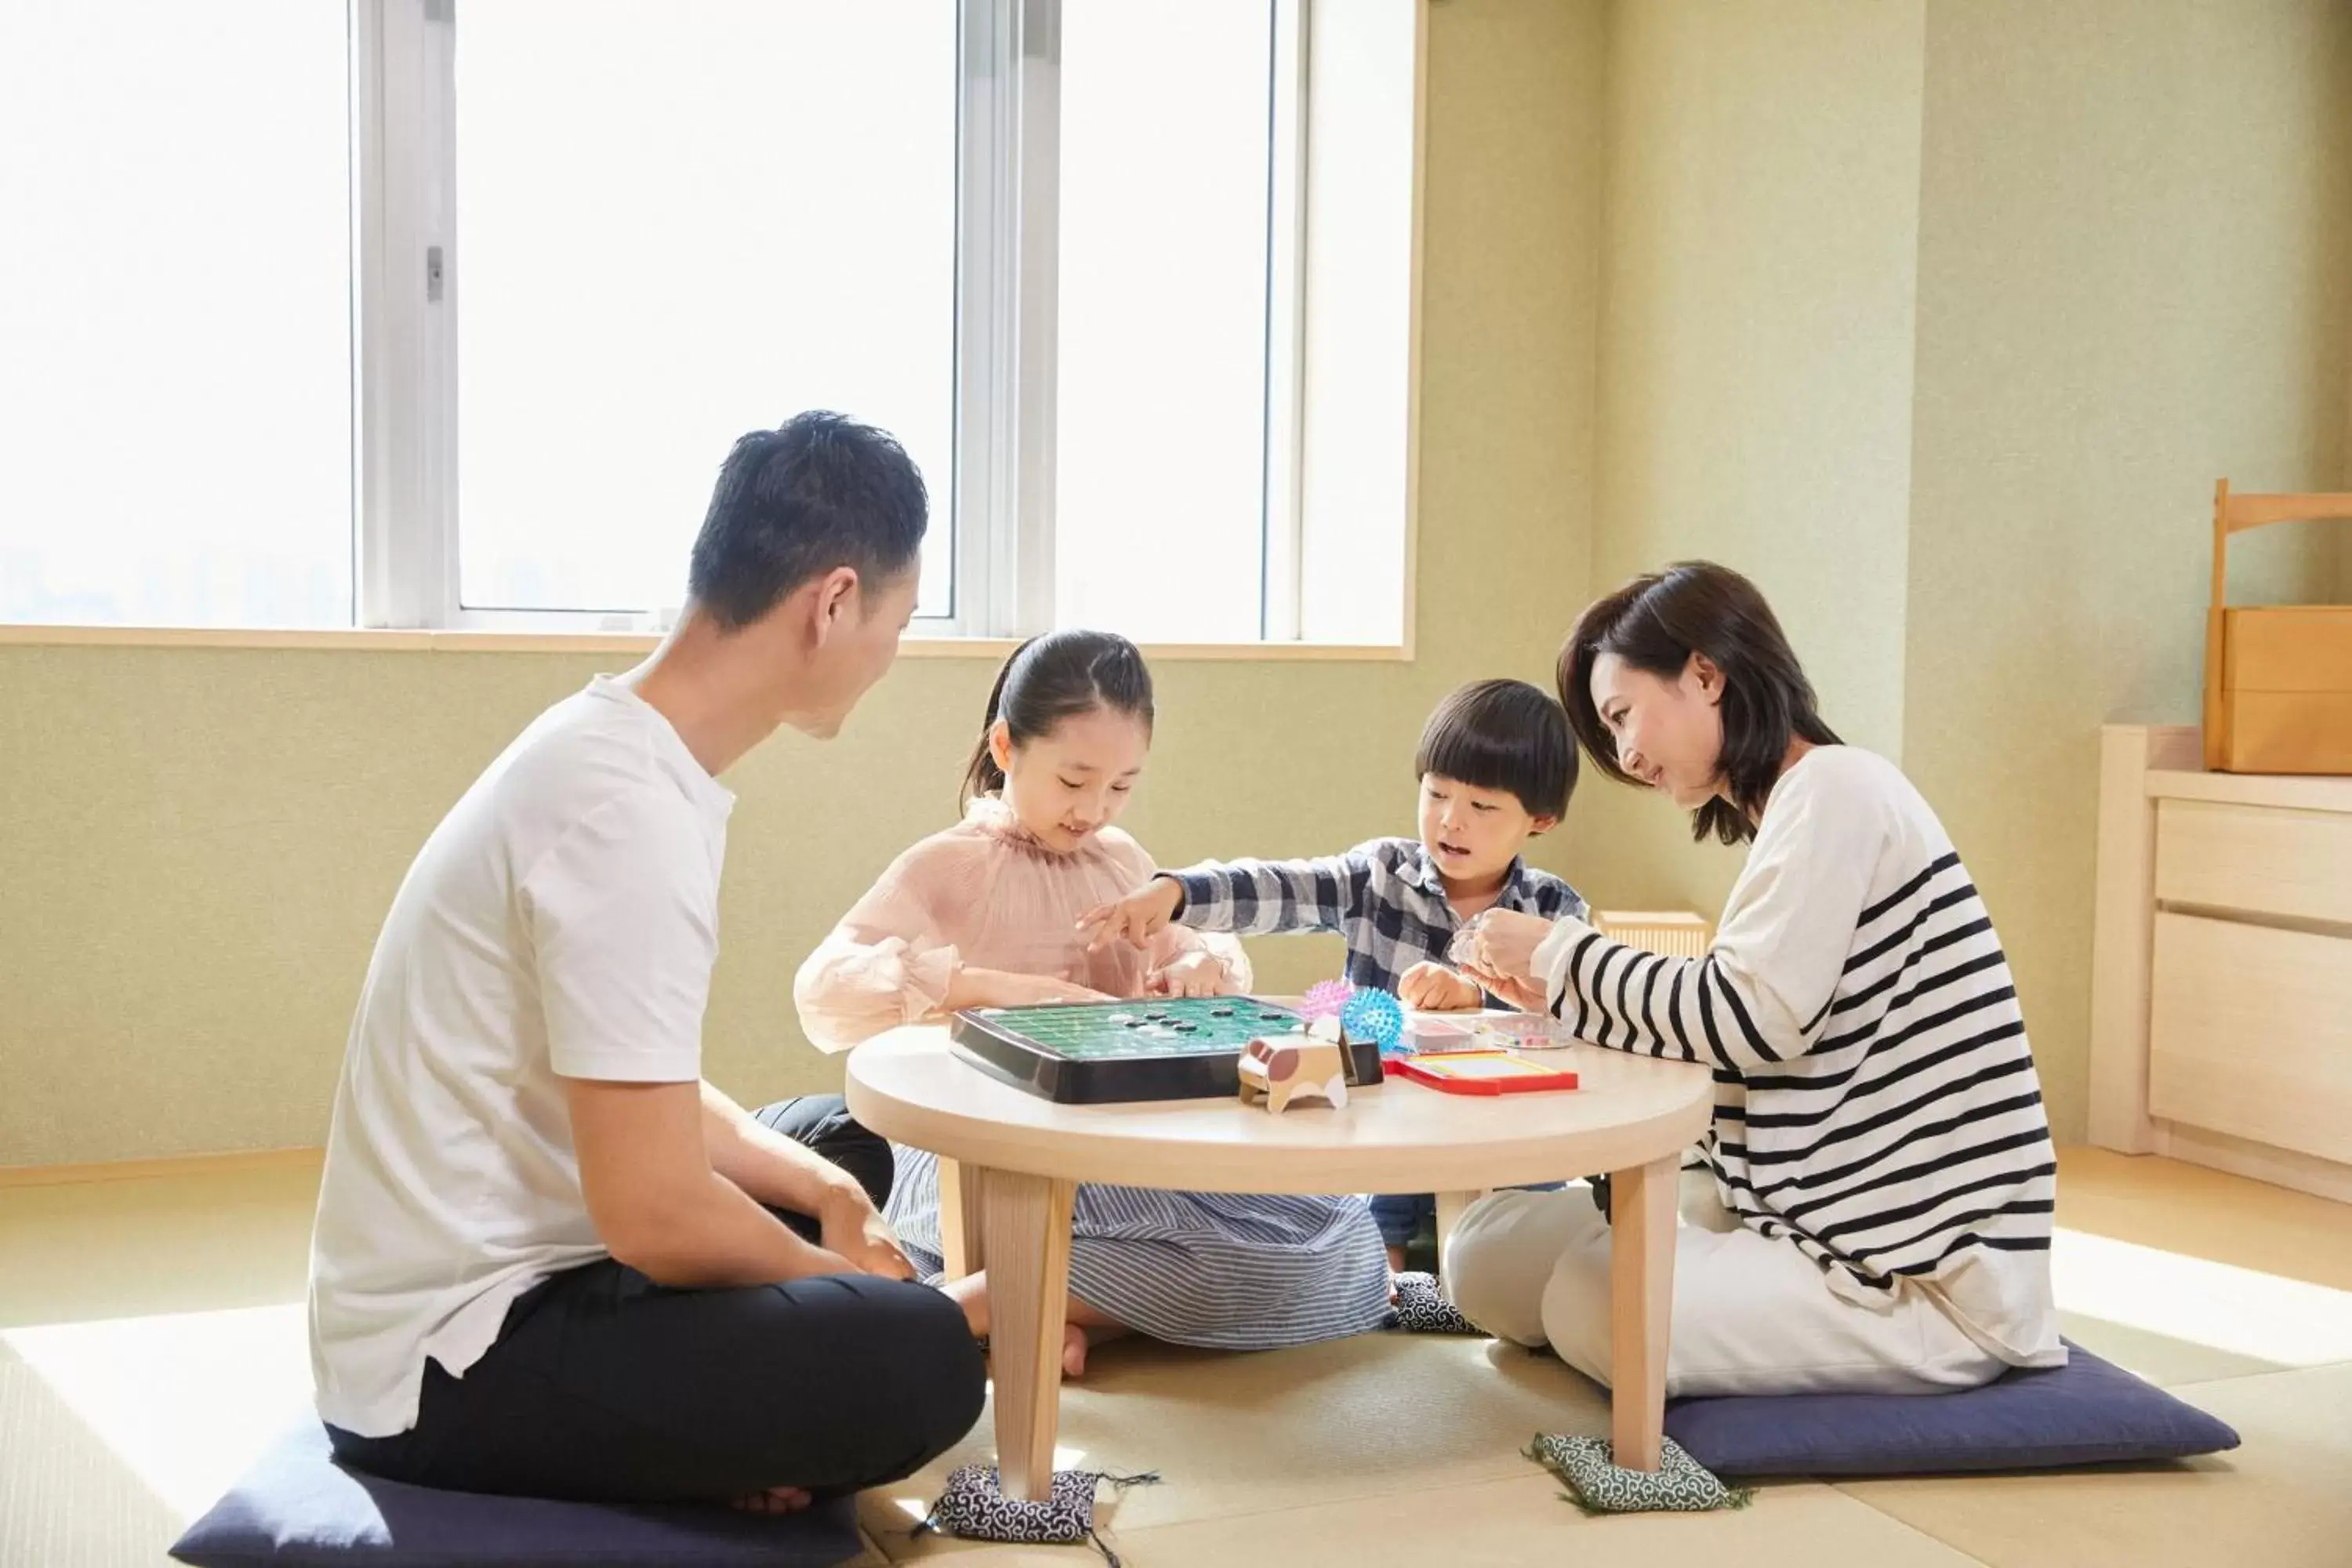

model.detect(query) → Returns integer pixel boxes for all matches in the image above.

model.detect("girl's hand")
[1454,909,1559,1011]
[1147,951,1227,998]
[1076,877,1185,951]
[958,968,1116,1009]
[1398,961,1483,1012]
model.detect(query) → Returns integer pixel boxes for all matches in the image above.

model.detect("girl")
[795,630,1392,1374]
[1446,562,2065,1397]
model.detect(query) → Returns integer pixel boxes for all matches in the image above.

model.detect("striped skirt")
[884,1145,1393,1351]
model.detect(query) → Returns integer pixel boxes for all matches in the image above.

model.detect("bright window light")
[0,2,354,628]
[1053,0,1276,641]
[452,1,958,619]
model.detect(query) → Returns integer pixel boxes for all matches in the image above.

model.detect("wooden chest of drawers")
[2090,725,2352,1200]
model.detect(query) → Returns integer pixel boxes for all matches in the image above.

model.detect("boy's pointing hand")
[1076,876,1185,951]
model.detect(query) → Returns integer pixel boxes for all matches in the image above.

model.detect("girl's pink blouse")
[793,797,1252,1051]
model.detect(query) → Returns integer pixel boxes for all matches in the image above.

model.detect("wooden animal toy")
[1237,1029,1349,1112]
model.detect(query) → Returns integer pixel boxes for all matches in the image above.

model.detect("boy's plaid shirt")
[1165,838,1587,995]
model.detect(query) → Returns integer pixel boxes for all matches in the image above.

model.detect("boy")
[1080,678,1584,1269]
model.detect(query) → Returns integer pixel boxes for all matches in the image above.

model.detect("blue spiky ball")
[1341,987,1405,1052]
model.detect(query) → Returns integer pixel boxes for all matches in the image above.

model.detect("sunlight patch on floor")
[2052,1225,2352,1368]
[2,1301,311,1521]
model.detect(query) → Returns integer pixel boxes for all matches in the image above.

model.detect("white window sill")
[0,623,1413,661]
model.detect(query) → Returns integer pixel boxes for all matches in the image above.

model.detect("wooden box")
[2202,482,2352,775]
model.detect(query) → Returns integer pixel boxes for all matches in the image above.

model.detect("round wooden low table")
[845,1025,1714,1501]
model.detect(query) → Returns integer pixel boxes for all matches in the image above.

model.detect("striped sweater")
[1531,746,2063,1365]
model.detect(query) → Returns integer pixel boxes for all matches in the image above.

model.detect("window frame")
[353,0,1315,641]
[0,0,1421,652]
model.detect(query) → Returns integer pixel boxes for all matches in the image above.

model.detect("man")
[309,412,982,1508]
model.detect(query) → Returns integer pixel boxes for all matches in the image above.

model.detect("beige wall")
[1903,0,2352,1141]
[9,0,2350,1167]
[1566,0,1929,919]
[0,0,1606,1167]
[1568,0,2352,1146]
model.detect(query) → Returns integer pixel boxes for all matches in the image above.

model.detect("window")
[1054,2,1281,642]
[0,1,354,628]
[3,0,1417,645]
[449,2,957,622]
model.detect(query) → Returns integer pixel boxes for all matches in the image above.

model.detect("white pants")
[1443,1172,2009,1398]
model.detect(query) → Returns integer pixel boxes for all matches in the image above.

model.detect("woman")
[1447,562,2064,1396]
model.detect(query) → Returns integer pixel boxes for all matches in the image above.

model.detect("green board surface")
[964,996,1301,1059]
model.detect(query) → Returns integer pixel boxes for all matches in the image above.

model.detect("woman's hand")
[1147,950,1227,998]
[1076,877,1185,951]
[1398,961,1483,1012]
[1454,909,1559,1012]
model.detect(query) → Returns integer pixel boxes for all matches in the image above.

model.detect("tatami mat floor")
[2,1147,2346,1566]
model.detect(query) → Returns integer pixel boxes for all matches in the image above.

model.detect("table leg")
[975,1167,1076,1501]
[1433,1188,1492,1271]
[1609,1152,1678,1472]
[936,1157,988,1280]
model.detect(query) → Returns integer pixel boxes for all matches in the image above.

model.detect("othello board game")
[950,995,1385,1105]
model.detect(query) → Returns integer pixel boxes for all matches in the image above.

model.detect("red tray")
[1391,1052,1580,1096]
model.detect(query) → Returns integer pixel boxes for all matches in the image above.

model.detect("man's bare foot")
[731,1486,812,1515]
[941,1272,988,1337]
[1063,1321,1090,1378]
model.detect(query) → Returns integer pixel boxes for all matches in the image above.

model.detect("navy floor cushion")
[1662,1341,2240,1478]
[171,1420,868,1567]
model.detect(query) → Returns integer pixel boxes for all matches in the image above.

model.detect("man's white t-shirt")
[309,676,735,1438]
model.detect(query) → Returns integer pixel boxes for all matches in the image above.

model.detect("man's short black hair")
[687,411,929,630]
[1414,678,1577,820]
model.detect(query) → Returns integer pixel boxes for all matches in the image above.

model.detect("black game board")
[950,996,1385,1105]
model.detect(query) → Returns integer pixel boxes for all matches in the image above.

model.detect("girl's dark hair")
[1557,561,1840,845]
[960,630,1156,808]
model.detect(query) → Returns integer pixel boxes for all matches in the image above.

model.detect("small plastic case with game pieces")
[1472,1014,1581,1052]
[1404,1015,1484,1054]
